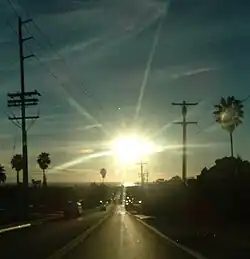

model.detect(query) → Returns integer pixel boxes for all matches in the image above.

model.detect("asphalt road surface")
[62,205,200,259]
[0,207,112,259]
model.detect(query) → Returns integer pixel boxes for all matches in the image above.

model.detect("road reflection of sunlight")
[119,186,127,257]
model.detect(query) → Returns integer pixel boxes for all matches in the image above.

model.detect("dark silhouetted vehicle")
[63,201,82,219]
[100,204,106,211]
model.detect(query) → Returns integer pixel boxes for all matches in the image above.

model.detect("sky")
[0,0,250,183]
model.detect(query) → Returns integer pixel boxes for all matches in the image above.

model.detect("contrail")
[52,151,111,172]
[134,1,171,121]
[68,97,109,136]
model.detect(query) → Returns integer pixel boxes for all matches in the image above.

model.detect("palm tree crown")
[213,96,244,157]
[100,168,107,182]
[37,152,51,187]
[213,96,244,132]
[37,152,51,171]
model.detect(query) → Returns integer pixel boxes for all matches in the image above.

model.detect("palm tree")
[37,152,51,187]
[11,154,23,185]
[213,96,244,157]
[100,168,107,183]
[0,164,6,185]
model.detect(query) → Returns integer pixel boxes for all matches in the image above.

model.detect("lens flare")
[111,135,155,164]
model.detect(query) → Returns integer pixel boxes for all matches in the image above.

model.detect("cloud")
[53,168,98,176]
[34,0,167,61]
[75,124,103,131]
[172,67,217,79]
[59,37,101,55]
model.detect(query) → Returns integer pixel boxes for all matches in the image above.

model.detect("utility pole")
[7,17,41,218]
[172,101,198,183]
[137,161,147,188]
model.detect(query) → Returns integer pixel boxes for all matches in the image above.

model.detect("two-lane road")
[62,205,203,259]
[0,207,112,259]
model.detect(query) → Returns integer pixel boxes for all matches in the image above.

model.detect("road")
[0,207,112,259]
[1,205,204,259]
[62,205,201,259]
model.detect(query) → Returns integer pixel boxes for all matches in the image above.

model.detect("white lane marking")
[128,212,208,259]
[47,213,111,259]
[134,215,155,220]
[0,223,31,234]
[0,215,62,234]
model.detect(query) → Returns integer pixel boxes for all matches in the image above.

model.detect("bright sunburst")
[111,135,155,165]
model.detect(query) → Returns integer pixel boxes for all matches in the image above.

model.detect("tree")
[169,176,182,182]
[213,96,244,157]
[11,154,23,185]
[0,164,6,185]
[37,152,51,188]
[100,168,107,183]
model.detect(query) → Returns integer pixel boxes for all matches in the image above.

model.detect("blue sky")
[0,0,250,183]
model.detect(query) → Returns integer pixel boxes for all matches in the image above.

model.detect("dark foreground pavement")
[62,206,202,259]
[140,217,250,259]
[0,206,112,259]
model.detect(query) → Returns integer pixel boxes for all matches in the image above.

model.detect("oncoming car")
[63,201,83,219]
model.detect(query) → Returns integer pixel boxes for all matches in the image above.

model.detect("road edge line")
[127,212,208,259]
[46,213,111,259]
[0,215,63,234]
[0,223,31,234]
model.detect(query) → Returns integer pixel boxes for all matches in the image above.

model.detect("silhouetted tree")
[213,96,244,157]
[37,152,51,188]
[196,156,250,223]
[10,154,23,185]
[169,176,182,182]
[0,164,6,185]
[100,168,107,183]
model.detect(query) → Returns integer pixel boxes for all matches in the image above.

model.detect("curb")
[0,223,31,234]
[0,215,62,234]
[127,212,209,259]
[0,206,111,235]
[46,213,111,259]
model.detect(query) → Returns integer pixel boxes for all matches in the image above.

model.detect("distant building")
[155,178,165,183]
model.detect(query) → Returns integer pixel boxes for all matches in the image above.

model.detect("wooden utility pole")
[7,17,41,217]
[172,101,198,183]
[137,161,147,188]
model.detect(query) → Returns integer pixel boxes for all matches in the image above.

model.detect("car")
[100,204,106,211]
[63,201,82,219]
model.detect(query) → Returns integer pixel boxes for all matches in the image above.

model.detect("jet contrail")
[134,1,171,121]
[52,150,111,172]
[68,97,109,136]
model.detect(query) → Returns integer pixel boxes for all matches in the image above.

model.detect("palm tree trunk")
[230,132,234,157]
[17,171,20,185]
[43,170,47,188]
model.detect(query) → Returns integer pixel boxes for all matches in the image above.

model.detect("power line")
[8,19,101,130]
[242,95,250,103]
[6,0,96,103]
[16,1,105,116]
[6,0,20,17]
[24,16,96,105]
[193,121,216,138]
[7,0,108,135]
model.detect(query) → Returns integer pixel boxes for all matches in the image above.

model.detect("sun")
[111,135,155,164]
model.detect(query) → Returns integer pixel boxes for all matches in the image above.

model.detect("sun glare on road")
[111,135,155,165]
